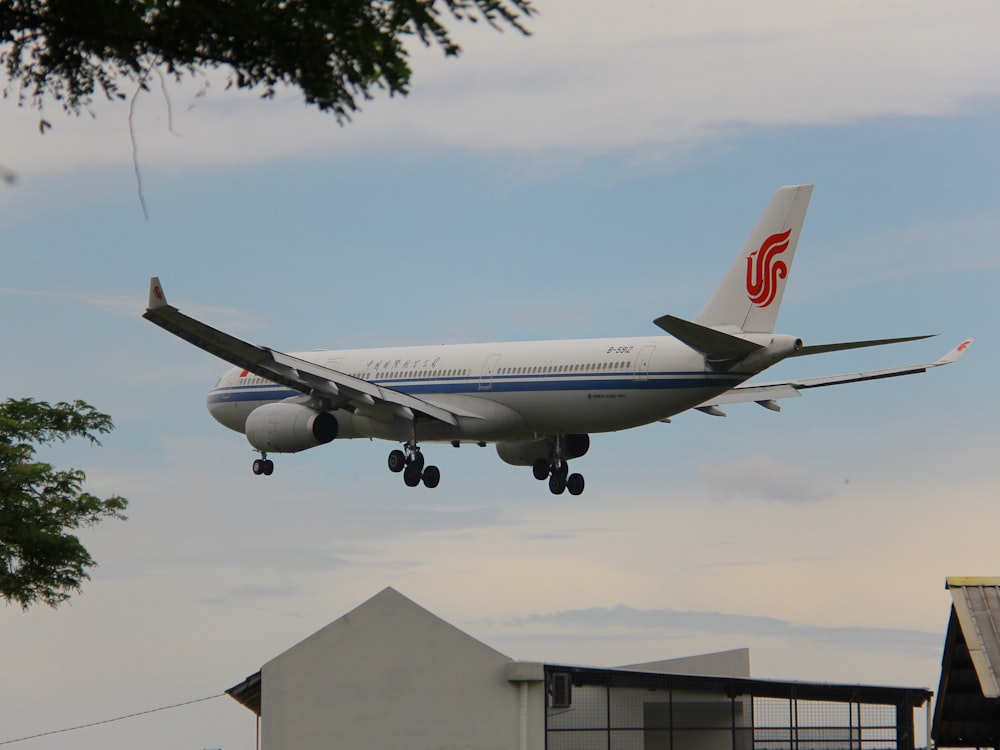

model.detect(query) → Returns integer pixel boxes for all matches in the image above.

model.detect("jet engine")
[244,402,339,453]
[496,434,590,466]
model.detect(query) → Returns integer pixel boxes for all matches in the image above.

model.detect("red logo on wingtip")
[746,229,792,308]
[958,340,971,352]
[153,285,164,301]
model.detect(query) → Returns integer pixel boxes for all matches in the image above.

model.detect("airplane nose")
[207,389,249,432]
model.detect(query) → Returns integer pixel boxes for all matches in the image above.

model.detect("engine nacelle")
[496,434,590,466]
[739,334,804,372]
[245,402,339,453]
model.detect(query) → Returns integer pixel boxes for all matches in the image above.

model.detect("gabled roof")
[933,577,1000,747]
[226,587,933,719]
[227,587,512,716]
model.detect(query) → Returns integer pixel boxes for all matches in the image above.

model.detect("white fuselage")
[206,335,754,445]
[143,185,966,492]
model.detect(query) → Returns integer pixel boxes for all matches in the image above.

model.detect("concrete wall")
[261,588,544,750]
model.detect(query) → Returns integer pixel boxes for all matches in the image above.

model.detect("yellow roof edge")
[946,576,1000,588]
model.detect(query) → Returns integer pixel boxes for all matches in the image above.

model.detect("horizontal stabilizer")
[654,314,762,359]
[788,334,934,358]
[697,339,972,409]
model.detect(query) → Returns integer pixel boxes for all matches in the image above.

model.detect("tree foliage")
[0,0,534,125]
[0,398,127,610]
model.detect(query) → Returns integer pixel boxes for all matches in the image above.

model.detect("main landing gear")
[532,457,585,496]
[251,452,274,476]
[388,443,440,489]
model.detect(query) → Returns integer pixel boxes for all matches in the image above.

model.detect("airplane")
[143,184,972,495]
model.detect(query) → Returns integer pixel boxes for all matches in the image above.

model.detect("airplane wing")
[142,277,459,426]
[696,338,974,413]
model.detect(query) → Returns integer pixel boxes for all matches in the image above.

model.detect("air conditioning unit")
[550,672,572,709]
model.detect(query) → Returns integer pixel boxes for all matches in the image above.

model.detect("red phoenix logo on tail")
[746,229,792,308]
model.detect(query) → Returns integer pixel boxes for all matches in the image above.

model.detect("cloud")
[509,604,939,655]
[697,455,839,503]
[0,287,142,318]
[201,583,308,607]
[79,439,520,583]
[0,286,264,330]
[3,1,1000,175]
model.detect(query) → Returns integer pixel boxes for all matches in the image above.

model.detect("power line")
[0,693,225,746]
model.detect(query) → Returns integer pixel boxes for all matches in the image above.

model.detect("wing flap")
[143,277,459,426]
[708,383,802,406]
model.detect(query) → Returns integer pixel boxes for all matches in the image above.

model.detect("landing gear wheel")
[554,461,569,480]
[252,459,264,476]
[532,458,550,481]
[566,473,585,496]
[403,465,422,487]
[261,459,274,476]
[408,450,425,473]
[549,473,567,495]
[422,465,441,489]
[388,449,406,473]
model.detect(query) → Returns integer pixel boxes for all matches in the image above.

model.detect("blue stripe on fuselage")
[207,386,300,404]
[206,372,741,404]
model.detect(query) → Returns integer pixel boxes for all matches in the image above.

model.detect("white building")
[227,587,930,750]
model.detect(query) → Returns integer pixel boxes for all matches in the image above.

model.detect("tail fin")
[696,184,813,333]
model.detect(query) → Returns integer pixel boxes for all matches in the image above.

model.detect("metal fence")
[544,667,925,750]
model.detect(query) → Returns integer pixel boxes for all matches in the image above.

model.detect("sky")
[1,1,998,747]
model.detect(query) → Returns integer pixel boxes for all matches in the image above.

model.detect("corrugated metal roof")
[226,671,261,716]
[949,577,1000,698]
[932,577,1000,748]
[227,662,930,721]
[545,664,930,706]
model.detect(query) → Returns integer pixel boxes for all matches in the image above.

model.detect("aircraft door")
[478,354,501,391]
[633,345,656,381]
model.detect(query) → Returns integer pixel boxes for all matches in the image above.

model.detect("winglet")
[147,276,169,310]
[935,338,974,366]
